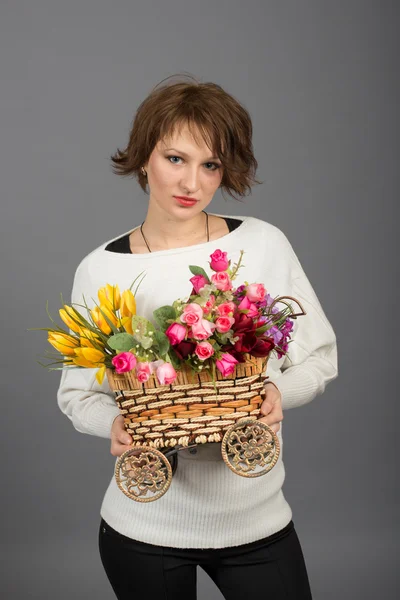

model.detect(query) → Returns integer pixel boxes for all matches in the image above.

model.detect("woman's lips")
[174,196,198,206]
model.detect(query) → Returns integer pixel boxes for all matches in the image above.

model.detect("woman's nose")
[181,167,200,192]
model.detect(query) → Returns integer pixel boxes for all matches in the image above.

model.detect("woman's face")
[143,124,224,218]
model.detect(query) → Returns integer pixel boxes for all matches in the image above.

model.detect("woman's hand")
[258,382,283,433]
[110,414,133,457]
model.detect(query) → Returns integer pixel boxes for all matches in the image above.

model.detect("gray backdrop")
[1,1,398,599]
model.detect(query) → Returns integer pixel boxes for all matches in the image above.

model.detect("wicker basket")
[107,353,280,502]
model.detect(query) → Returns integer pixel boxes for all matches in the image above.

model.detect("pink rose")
[165,322,187,345]
[216,353,239,377]
[190,318,216,340]
[246,283,266,303]
[238,295,259,318]
[209,249,229,272]
[189,274,208,294]
[111,351,137,373]
[216,301,236,316]
[215,316,235,333]
[136,361,152,383]
[156,362,177,385]
[194,341,215,360]
[202,294,216,315]
[211,271,232,291]
[179,303,203,325]
[149,359,164,372]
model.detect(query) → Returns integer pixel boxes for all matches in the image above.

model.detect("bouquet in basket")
[31,248,304,390]
[30,247,306,502]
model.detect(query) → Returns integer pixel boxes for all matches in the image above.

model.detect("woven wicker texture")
[106,354,269,449]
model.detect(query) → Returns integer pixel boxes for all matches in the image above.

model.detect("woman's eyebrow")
[164,147,220,160]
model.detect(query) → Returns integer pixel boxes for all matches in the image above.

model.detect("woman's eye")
[167,156,221,171]
[204,162,221,171]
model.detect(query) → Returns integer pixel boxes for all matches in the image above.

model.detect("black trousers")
[98,517,313,599]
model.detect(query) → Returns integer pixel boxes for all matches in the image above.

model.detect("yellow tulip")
[72,347,105,368]
[95,365,106,385]
[74,347,105,363]
[120,316,133,335]
[98,284,121,312]
[80,337,97,349]
[72,355,97,368]
[48,332,80,356]
[91,305,118,334]
[120,289,136,318]
[59,305,85,333]
[59,308,81,333]
[91,306,110,334]
[79,327,104,349]
[78,325,101,338]
[101,305,119,326]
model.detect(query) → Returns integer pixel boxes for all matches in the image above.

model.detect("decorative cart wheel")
[221,418,280,477]
[115,445,174,502]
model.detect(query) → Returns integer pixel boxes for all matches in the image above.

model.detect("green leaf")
[152,305,176,329]
[131,315,156,350]
[129,270,147,295]
[107,333,137,353]
[131,315,155,335]
[143,337,154,350]
[168,349,182,371]
[28,326,70,333]
[211,360,217,393]
[153,330,170,356]
[188,265,211,282]
[255,323,272,334]
[46,365,80,371]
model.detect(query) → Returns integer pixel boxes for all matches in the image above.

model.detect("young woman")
[57,75,338,599]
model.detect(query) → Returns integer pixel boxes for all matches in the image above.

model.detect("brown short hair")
[110,74,262,201]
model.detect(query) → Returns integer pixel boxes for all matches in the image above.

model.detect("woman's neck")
[129,212,228,254]
[140,210,208,249]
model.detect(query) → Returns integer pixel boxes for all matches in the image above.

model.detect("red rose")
[251,337,275,357]
[174,340,196,360]
[232,313,256,333]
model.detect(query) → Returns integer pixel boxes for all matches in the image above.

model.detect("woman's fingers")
[258,387,283,433]
[110,415,132,457]
[111,438,133,457]
[257,415,281,433]
[111,442,131,457]
[260,402,283,424]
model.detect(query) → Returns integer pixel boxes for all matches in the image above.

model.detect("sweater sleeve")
[56,260,121,439]
[265,233,339,411]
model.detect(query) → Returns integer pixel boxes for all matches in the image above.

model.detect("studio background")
[1,1,397,599]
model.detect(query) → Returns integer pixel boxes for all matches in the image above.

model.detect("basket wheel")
[115,445,173,502]
[221,418,280,477]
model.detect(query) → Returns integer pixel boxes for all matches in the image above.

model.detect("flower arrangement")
[32,248,300,389]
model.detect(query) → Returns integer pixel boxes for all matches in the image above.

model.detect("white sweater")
[57,213,338,549]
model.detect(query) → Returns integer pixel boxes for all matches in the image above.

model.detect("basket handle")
[267,295,306,319]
